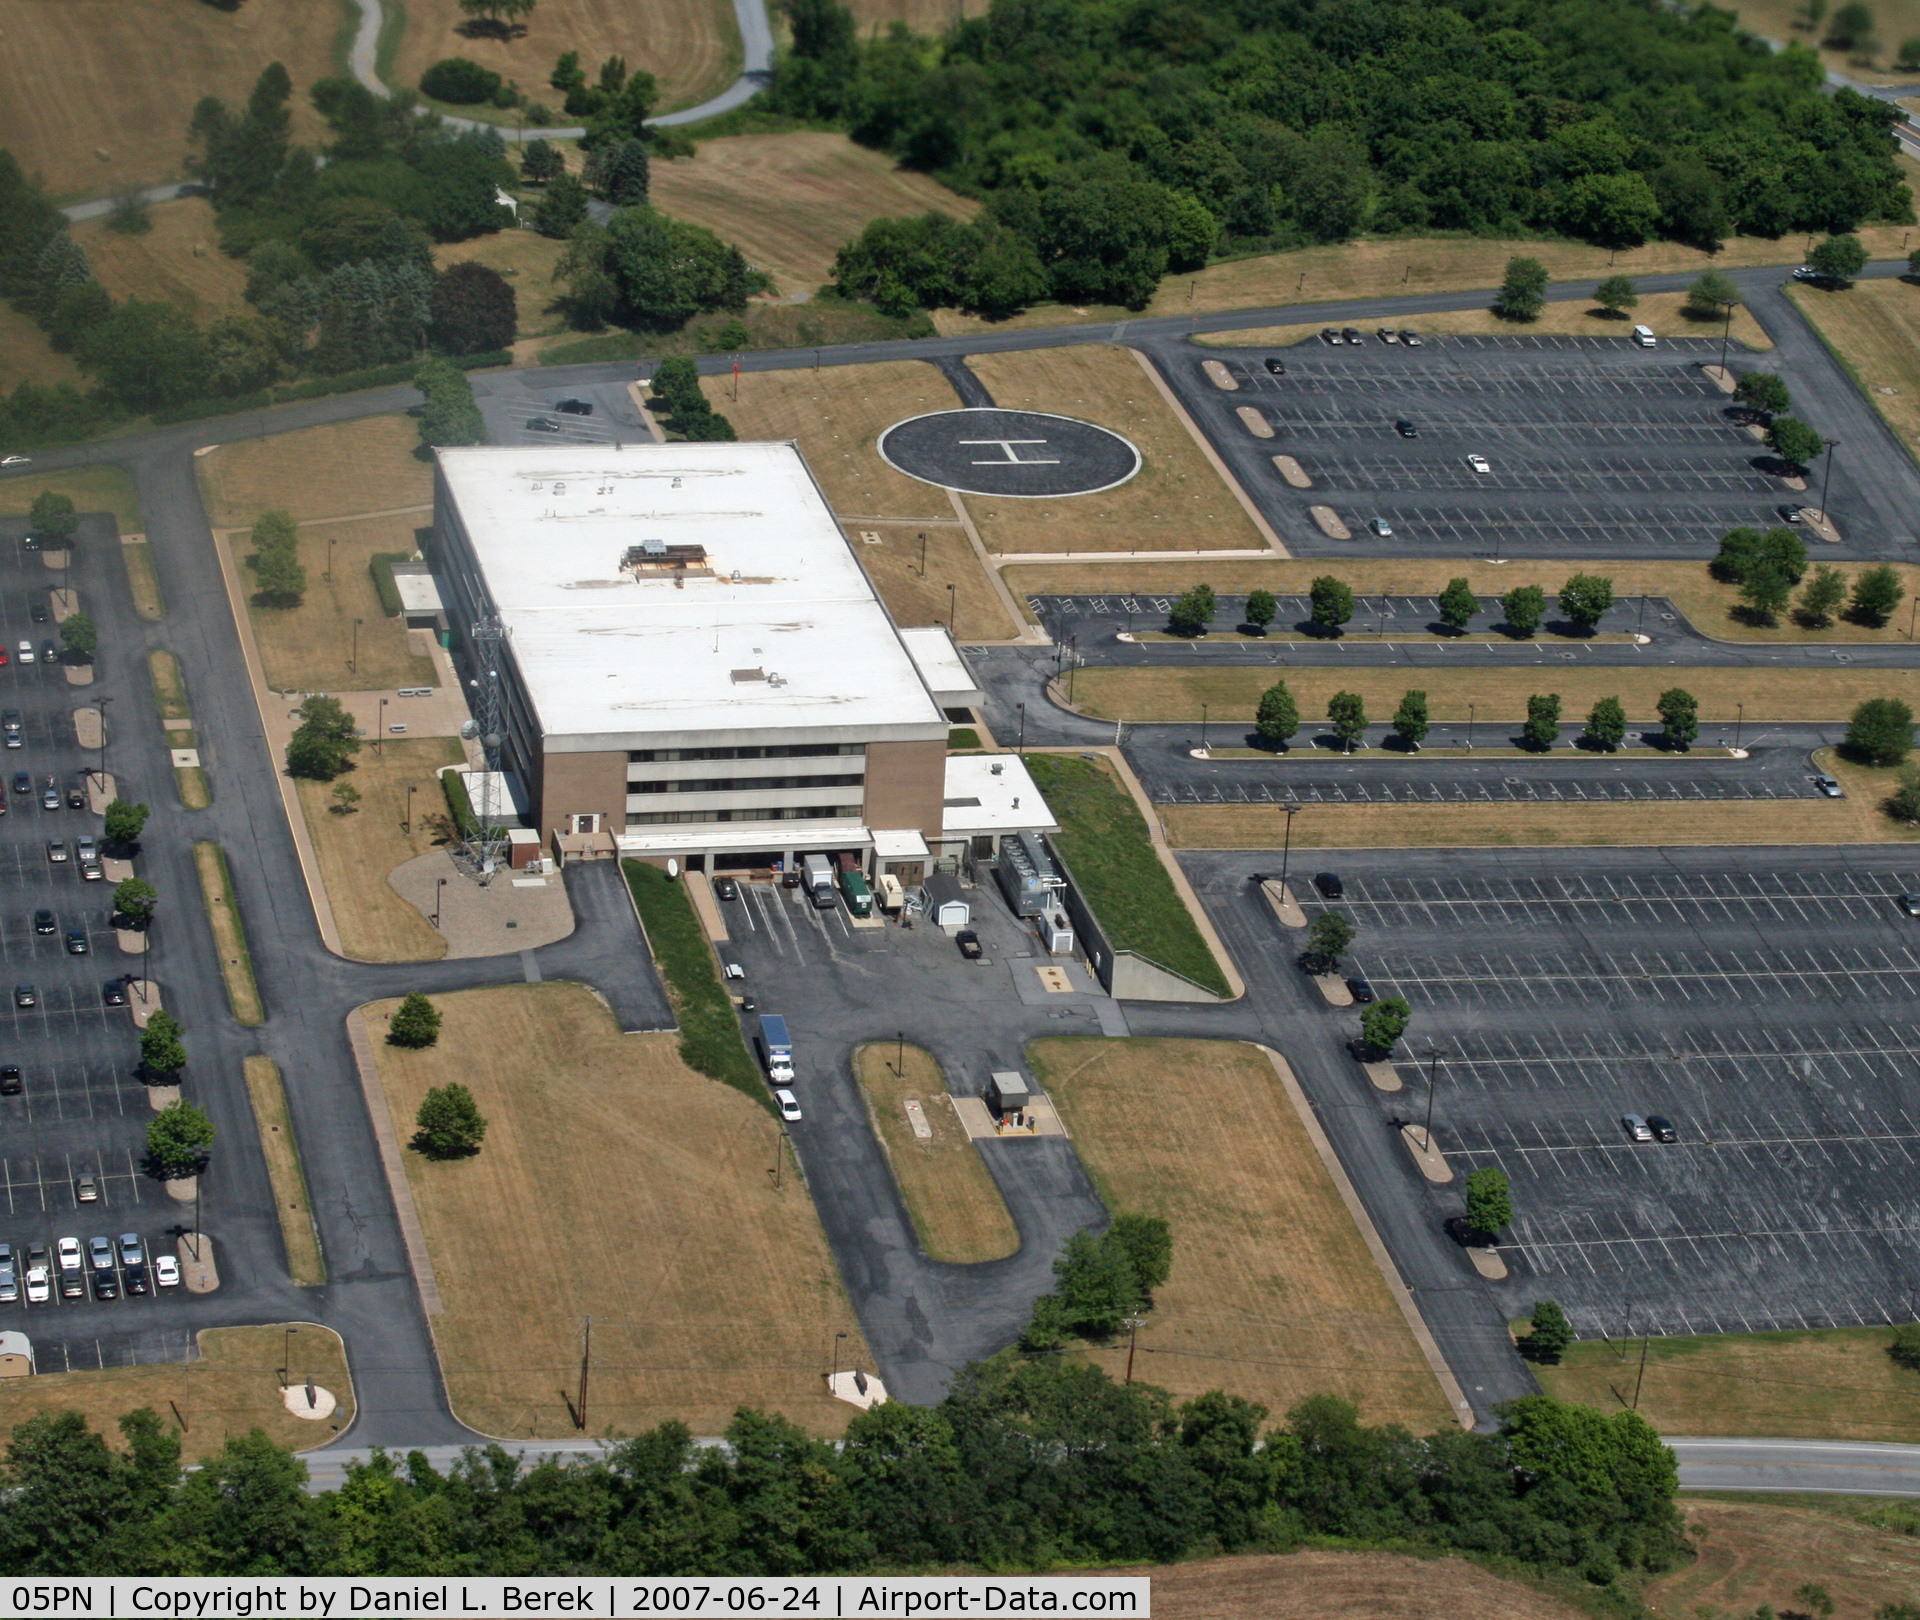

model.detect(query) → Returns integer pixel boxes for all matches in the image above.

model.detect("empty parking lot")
[1149,330,1879,559]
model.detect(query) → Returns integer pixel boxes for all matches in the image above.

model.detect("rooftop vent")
[730,668,767,684]
[621,541,711,578]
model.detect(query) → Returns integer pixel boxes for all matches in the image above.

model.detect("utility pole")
[1631,1327,1651,1409]
[894,1030,904,1077]
[1124,1315,1143,1382]
[577,1316,591,1432]
[1717,298,1736,377]
[918,532,927,577]
[1016,702,1026,755]
[1421,1045,1442,1152]
[1278,802,1300,897]
[1819,439,1840,528]
[947,583,956,636]
[350,617,361,676]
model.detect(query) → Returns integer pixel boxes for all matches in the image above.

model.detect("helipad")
[877,408,1142,498]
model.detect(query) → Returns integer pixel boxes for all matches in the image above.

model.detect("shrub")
[420,57,504,105]
[1522,1300,1575,1363]
[388,991,443,1048]
[413,1082,487,1158]
[1844,697,1914,766]
[1890,1324,1920,1370]
[369,552,409,616]
[439,767,479,837]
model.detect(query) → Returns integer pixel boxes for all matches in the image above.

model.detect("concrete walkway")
[388,849,575,958]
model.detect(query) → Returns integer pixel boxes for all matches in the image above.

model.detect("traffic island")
[177,1235,218,1293]
[1201,360,1238,391]
[89,776,118,816]
[127,980,162,1029]
[145,1081,179,1112]
[1260,879,1306,928]
[164,1174,197,1205]
[73,707,101,749]
[1314,973,1352,1006]
[63,663,93,687]
[1400,1124,1453,1183]
[1236,405,1273,438]
[1466,1246,1508,1279]
[1362,1060,1403,1093]
[1272,454,1312,488]
[1309,505,1351,539]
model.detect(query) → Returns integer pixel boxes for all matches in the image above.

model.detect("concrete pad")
[1401,1124,1454,1184]
[1201,360,1238,391]
[1701,364,1737,393]
[164,1175,197,1205]
[127,980,161,1029]
[63,664,92,686]
[48,590,77,619]
[177,1234,218,1292]
[1235,405,1273,438]
[88,776,117,816]
[115,928,145,956]
[826,1368,888,1408]
[1804,508,1843,544]
[1467,1246,1508,1280]
[146,1083,179,1111]
[170,748,200,768]
[283,1382,338,1420]
[73,708,101,749]
[684,871,728,942]
[100,855,131,882]
[848,912,885,929]
[903,1098,932,1139]
[1271,454,1312,488]
[1036,965,1072,993]
[40,550,67,569]
[951,1095,997,1139]
[1310,505,1351,540]
[1363,1060,1404,1093]
[387,849,576,958]
[1314,972,1353,1006]
[1261,880,1306,928]
[1023,1095,1068,1137]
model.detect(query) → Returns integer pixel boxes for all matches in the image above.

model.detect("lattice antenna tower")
[467,616,513,876]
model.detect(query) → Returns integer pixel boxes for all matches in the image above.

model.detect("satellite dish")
[666,858,679,879]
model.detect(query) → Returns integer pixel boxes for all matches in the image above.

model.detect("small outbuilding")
[987,1071,1030,1118]
[926,871,971,928]
[0,1330,34,1377]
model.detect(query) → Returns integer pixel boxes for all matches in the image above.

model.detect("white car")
[56,1236,81,1271]
[1814,774,1844,798]
[0,456,29,468]
[154,1254,181,1288]
[1370,517,1393,537]
[24,1266,49,1303]
[774,1087,803,1122]
[15,642,31,665]
[1466,455,1492,475]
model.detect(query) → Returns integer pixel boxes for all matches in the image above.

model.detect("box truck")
[759,1013,795,1084]
[802,853,836,909]
[840,869,873,918]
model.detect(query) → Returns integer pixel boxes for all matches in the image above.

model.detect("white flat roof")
[871,828,930,859]
[942,754,1058,836]
[395,573,443,613]
[436,444,947,748]
[899,626,984,707]
[616,818,871,855]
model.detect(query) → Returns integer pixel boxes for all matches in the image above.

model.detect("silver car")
[1621,1113,1654,1143]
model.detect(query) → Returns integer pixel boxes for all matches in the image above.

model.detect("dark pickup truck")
[956,929,983,960]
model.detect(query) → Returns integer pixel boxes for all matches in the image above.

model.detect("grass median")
[0,1325,352,1461]
[1022,753,1230,996]
[242,1057,325,1286]
[1030,1037,1452,1429]
[364,983,869,1438]
[0,466,143,532]
[851,1043,1017,1264]
[193,840,263,1026]
[623,860,765,1106]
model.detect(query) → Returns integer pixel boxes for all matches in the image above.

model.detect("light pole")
[377,697,388,757]
[1422,1045,1442,1152]
[432,876,446,928]
[894,1030,904,1076]
[405,784,416,834]
[1200,702,1209,753]
[350,617,362,676]
[1016,702,1025,755]
[1278,802,1301,897]
[282,1325,298,1389]
[1717,298,1737,376]
[1734,701,1743,753]
[1909,593,1918,641]
[918,532,927,577]
[1466,702,1475,753]
[95,696,113,799]
[947,583,957,636]
[831,1329,847,1390]
[326,537,336,582]
[1819,439,1840,528]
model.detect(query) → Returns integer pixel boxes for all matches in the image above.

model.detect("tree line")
[776,0,1910,317]
[1165,574,1619,639]
[0,1357,1682,1583]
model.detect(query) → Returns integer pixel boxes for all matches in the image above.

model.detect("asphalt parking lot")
[472,373,653,448]
[0,522,196,1372]
[1279,847,1920,1340]
[1147,330,1881,559]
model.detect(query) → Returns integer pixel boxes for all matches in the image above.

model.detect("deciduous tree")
[1797,565,1848,627]
[1521,1299,1574,1363]
[1309,576,1354,635]
[1558,574,1614,631]
[1465,1167,1512,1241]
[103,799,149,848]
[1583,696,1627,752]
[28,491,77,546]
[388,991,443,1048]
[1393,690,1429,750]
[1167,585,1216,637]
[1593,275,1638,316]
[1360,996,1411,1056]
[1493,256,1548,321]
[1254,680,1299,748]
[285,695,361,781]
[1738,561,1792,625]
[1524,692,1562,751]
[1436,577,1476,634]
[1809,232,1868,280]
[113,878,157,927]
[1305,911,1355,970]
[1501,583,1545,638]
[1327,690,1367,752]
[140,1014,189,1082]
[1243,588,1276,635]
[1683,268,1740,319]
[1845,696,1915,766]
[428,262,517,355]
[413,1082,487,1157]
[1766,415,1824,469]
[1850,564,1905,627]
[1656,687,1699,751]
[1734,372,1790,415]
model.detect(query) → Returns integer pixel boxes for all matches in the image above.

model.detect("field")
[1006,557,1920,646]
[1535,1325,1920,1442]
[392,0,739,119]
[1110,1550,1588,1620]
[1200,289,1774,351]
[851,1042,1018,1264]
[1789,278,1920,469]
[0,301,84,393]
[1163,746,1920,848]
[650,134,979,297]
[0,0,339,199]
[1069,663,1920,726]
[1030,1038,1453,1430]
[227,513,437,693]
[295,737,464,964]
[243,1057,326,1286]
[1719,0,1920,82]
[1025,753,1233,995]
[963,346,1273,554]
[364,983,872,1438]
[1649,1498,1920,1620]
[0,1325,353,1461]
[0,467,142,532]
[196,415,432,528]
[844,0,988,31]
[75,199,250,325]
[700,360,958,519]
[930,224,1920,337]
[846,522,1018,640]
[433,230,570,347]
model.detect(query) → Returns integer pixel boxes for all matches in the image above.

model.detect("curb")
[344,1009,444,1316]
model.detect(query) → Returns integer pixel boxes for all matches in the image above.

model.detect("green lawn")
[622,860,766,1106]
[1023,754,1230,997]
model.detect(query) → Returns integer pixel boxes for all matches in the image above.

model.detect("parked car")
[1901,894,1920,917]
[1814,774,1844,798]
[1466,454,1492,475]
[90,1268,117,1300]
[713,876,738,901]
[57,1236,81,1272]
[102,980,127,1007]
[1341,326,1362,342]
[1321,327,1342,344]
[14,985,34,1007]
[65,779,83,809]
[15,641,31,665]
[525,416,562,433]
[956,929,984,960]
[45,840,64,863]
[1346,976,1375,1003]
[154,1254,181,1288]
[555,397,594,415]
[65,930,87,956]
[1370,517,1393,537]
[1621,1113,1654,1142]
[1264,357,1286,375]
[11,772,28,795]
[1377,327,1400,343]
[1646,1114,1678,1142]
[123,1264,148,1296]
[41,641,58,665]
[58,1266,83,1299]
[1777,505,1805,524]
[1791,265,1821,281]
[1395,419,1418,438]
[118,1233,144,1268]
[27,603,46,624]
[76,1173,97,1202]
[0,1244,15,1303]
[32,909,53,934]
[0,1065,19,1095]
[1313,872,1345,898]
[87,1235,112,1271]
[75,834,96,861]
[25,1267,49,1303]
[38,780,57,810]
[1400,329,1422,346]
[774,1087,804,1122]
[79,857,101,882]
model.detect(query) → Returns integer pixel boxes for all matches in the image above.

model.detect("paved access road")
[1669,1436,1920,1495]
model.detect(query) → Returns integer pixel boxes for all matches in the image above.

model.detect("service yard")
[1152,329,1891,561]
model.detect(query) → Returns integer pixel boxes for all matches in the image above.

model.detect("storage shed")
[987,1071,1030,1118]
[926,872,971,928]
[0,1330,34,1377]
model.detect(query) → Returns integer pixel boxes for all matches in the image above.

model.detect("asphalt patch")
[878,408,1141,498]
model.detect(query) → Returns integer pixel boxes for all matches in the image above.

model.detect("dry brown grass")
[125,546,165,622]
[0,0,336,197]
[296,738,462,964]
[1719,0,1920,82]
[0,301,83,393]
[1164,747,1920,849]
[1029,1038,1451,1430]
[851,1043,1017,1264]
[434,231,570,341]
[1199,289,1774,351]
[1104,1550,1586,1620]
[650,134,978,296]
[148,650,189,724]
[75,199,250,324]
[195,841,264,1026]
[700,360,957,518]
[395,0,739,118]
[230,514,437,694]
[1650,1499,1920,1620]
[365,983,871,1438]
[1789,277,1920,465]
[1070,662,1920,725]
[0,1325,353,1462]
[962,346,1270,555]
[0,467,142,532]
[1535,1326,1920,1443]
[243,1057,325,1286]
[932,226,1920,338]
[1005,557,1920,647]
[848,523,1017,639]
[196,415,432,529]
